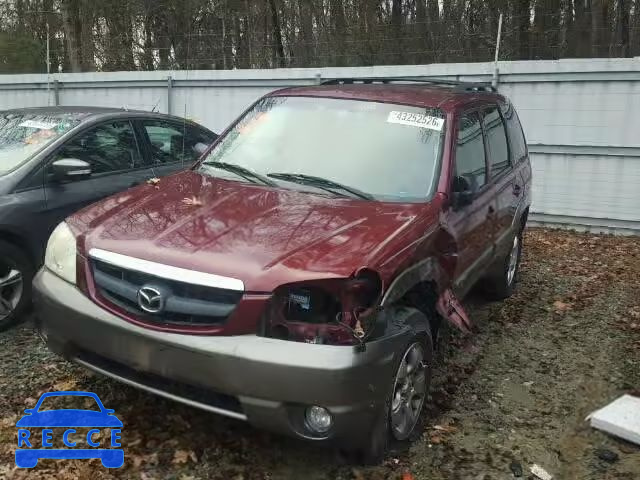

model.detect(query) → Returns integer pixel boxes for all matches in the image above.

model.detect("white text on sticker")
[19,120,58,130]
[387,111,444,131]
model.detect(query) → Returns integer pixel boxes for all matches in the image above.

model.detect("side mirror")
[23,408,34,415]
[452,175,478,208]
[193,142,209,155]
[51,159,92,182]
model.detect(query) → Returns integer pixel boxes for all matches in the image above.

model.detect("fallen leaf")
[182,196,203,207]
[552,300,571,313]
[432,424,458,434]
[402,473,416,480]
[172,449,196,464]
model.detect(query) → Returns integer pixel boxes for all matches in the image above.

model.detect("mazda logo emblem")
[137,286,164,314]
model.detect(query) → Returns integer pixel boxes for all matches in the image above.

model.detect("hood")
[70,171,435,291]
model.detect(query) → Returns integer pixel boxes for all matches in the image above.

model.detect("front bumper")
[33,268,407,444]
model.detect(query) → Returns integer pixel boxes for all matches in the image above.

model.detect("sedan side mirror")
[452,175,478,209]
[51,159,92,182]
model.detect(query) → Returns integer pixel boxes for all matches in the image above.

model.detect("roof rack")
[320,77,497,93]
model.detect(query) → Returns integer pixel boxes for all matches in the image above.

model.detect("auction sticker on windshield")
[387,111,444,131]
[19,120,59,130]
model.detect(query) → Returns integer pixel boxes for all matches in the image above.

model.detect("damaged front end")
[259,269,385,348]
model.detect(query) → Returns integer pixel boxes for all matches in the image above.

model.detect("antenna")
[46,21,51,106]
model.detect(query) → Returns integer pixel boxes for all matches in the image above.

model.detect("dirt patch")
[0,228,639,479]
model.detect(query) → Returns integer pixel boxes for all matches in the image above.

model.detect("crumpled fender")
[436,288,472,334]
[380,257,472,334]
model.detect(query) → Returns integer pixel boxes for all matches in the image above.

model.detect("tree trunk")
[268,0,286,67]
[60,0,81,72]
[617,0,630,56]
[514,0,531,59]
[79,0,95,71]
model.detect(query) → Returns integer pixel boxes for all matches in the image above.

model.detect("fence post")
[53,80,60,106]
[167,75,173,115]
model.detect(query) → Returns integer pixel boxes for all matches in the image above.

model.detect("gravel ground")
[0,228,639,480]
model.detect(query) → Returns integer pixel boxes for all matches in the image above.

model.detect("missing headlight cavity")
[284,287,341,324]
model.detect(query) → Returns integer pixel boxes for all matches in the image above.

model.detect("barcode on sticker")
[387,111,444,131]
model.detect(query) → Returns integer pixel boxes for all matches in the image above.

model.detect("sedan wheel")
[0,267,22,321]
[390,342,427,441]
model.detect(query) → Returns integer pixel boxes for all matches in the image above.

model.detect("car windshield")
[198,96,445,202]
[37,395,100,412]
[0,113,82,174]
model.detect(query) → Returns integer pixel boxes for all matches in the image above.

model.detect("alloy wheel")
[390,342,427,441]
[506,235,520,286]
[0,267,23,321]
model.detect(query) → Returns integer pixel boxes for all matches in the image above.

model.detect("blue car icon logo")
[15,391,123,468]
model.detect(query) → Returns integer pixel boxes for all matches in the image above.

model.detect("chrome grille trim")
[88,248,245,291]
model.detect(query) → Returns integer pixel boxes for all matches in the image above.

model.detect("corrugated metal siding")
[0,59,639,232]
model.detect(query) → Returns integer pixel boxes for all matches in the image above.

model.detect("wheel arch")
[0,228,38,267]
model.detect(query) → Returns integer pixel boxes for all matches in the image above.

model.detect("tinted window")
[199,96,446,202]
[455,112,486,189]
[483,107,510,177]
[501,101,528,162]
[142,120,215,165]
[54,120,141,174]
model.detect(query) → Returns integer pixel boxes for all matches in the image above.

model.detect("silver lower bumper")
[33,268,407,443]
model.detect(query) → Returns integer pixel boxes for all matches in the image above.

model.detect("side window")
[500,101,528,162]
[53,121,142,175]
[482,106,510,177]
[141,120,215,164]
[455,112,487,191]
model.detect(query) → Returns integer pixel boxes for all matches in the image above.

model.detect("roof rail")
[320,77,497,93]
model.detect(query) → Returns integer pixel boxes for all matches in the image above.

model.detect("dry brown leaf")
[552,300,571,313]
[402,473,416,480]
[182,196,203,207]
[172,449,196,464]
[432,424,458,434]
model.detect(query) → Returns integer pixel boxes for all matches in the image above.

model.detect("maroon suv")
[34,78,531,461]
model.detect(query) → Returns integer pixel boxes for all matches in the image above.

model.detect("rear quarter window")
[500,101,528,162]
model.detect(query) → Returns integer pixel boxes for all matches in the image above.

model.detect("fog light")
[305,406,332,434]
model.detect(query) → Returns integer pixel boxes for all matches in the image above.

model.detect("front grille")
[75,349,244,416]
[91,258,243,327]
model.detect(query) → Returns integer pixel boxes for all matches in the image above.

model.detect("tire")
[485,230,523,300]
[357,308,434,465]
[0,240,34,332]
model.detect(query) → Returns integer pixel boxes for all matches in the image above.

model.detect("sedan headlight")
[44,222,76,284]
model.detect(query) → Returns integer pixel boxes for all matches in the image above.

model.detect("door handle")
[513,184,522,196]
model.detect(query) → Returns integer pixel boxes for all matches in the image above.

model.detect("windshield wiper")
[267,173,374,201]
[201,161,276,186]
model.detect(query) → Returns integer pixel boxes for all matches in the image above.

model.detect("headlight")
[44,222,76,284]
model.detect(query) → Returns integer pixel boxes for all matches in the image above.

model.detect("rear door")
[135,119,217,178]
[447,110,496,296]
[480,105,519,257]
[43,119,153,229]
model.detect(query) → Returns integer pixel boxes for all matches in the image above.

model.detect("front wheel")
[357,309,434,464]
[0,241,33,332]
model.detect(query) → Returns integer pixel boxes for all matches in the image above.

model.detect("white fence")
[1,59,639,233]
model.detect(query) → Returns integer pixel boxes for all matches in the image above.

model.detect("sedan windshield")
[198,96,445,202]
[0,113,82,174]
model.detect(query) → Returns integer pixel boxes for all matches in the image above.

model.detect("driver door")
[447,110,496,297]
[43,119,153,233]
